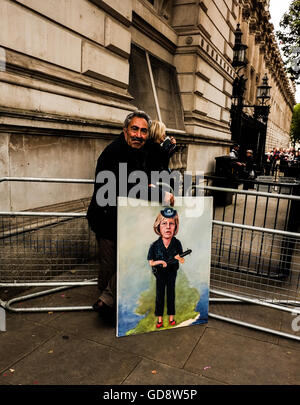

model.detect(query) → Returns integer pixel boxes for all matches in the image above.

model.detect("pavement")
[1,185,300,397]
[0,284,300,394]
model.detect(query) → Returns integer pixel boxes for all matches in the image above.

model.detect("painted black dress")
[147,237,183,316]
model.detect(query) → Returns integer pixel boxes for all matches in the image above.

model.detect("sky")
[269,0,300,103]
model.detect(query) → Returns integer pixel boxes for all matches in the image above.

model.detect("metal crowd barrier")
[209,223,300,342]
[0,177,300,340]
[0,212,99,312]
[203,177,300,231]
[199,183,300,341]
[0,177,96,312]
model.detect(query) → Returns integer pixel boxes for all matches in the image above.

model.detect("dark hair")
[123,110,152,129]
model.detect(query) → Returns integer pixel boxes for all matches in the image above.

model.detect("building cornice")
[239,0,296,107]
[131,12,177,55]
[0,107,124,137]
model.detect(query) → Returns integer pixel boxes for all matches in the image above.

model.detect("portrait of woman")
[147,207,185,328]
[116,196,212,338]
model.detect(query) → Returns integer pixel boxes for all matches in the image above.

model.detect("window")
[129,45,185,131]
[145,0,174,22]
[128,47,158,121]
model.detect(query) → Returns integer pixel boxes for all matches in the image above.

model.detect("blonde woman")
[148,120,177,172]
[147,207,184,328]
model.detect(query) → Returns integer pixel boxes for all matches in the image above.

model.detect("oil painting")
[116,197,212,337]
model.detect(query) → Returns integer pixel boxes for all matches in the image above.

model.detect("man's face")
[160,218,176,240]
[123,117,149,149]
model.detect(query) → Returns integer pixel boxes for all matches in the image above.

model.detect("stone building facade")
[0,0,295,211]
[235,0,296,152]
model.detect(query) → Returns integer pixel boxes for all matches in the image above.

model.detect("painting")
[116,196,212,337]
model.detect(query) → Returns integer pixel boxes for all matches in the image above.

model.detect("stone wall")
[0,0,296,213]
[237,0,295,150]
[0,0,135,211]
[172,0,236,166]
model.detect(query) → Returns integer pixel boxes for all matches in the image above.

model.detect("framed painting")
[116,197,212,337]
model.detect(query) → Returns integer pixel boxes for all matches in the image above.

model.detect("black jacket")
[146,140,177,172]
[147,237,183,272]
[87,133,163,241]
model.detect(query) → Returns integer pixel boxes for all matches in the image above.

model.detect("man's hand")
[164,191,174,206]
[149,185,174,206]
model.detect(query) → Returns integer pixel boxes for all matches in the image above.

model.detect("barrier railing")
[202,179,300,232]
[0,177,300,340]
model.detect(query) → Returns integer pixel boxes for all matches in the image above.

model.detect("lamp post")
[254,73,271,123]
[230,24,271,168]
[232,24,248,70]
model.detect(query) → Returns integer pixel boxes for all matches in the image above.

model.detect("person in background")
[242,149,256,190]
[148,120,177,172]
[230,143,241,160]
[264,149,272,175]
[229,143,245,177]
[271,147,280,176]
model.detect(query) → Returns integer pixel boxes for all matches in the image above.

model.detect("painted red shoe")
[169,319,176,326]
[156,321,164,328]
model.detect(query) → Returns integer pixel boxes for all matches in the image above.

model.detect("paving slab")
[184,327,300,385]
[46,310,207,369]
[0,314,57,373]
[109,325,206,369]
[219,304,281,344]
[0,333,140,385]
[122,358,224,385]
[207,316,276,343]
[1,291,300,386]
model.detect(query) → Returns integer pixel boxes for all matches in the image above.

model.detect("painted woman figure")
[147,207,184,328]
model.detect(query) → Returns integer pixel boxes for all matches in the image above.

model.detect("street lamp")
[256,73,271,103]
[230,24,272,167]
[232,23,248,69]
[231,24,248,107]
[254,73,271,123]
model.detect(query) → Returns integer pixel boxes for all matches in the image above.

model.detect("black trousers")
[154,269,177,316]
[96,238,117,307]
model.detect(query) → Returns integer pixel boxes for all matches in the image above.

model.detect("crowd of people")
[264,147,300,176]
[229,144,300,180]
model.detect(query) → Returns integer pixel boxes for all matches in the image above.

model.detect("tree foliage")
[276,0,300,84]
[290,103,300,145]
